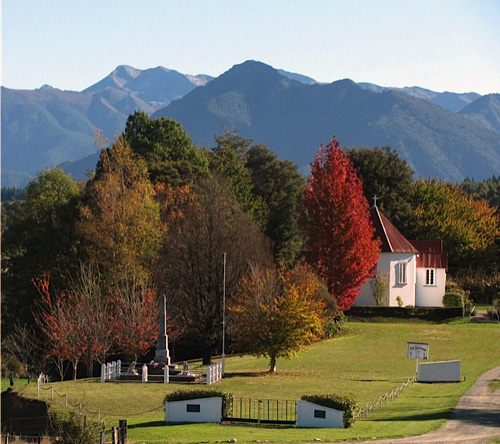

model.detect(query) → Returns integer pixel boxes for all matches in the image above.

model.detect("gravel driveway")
[336,366,500,444]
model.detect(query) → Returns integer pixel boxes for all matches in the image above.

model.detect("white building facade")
[355,206,447,308]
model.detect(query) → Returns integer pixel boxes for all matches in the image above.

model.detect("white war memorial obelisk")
[154,293,171,364]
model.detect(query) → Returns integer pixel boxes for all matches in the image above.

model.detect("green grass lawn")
[1,378,29,392]
[11,320,500,443]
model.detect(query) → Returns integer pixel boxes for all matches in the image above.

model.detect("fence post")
[117,359,121,377]
[119,419,127,444]
[112,427,118,444]
[365,404,369,417]
[164,364,169,384]
[206,365,211,385]
[101,363,106,383]
[142,364,148,383]
[37,378,40,396]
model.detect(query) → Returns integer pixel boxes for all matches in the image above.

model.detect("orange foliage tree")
[78,136,162,286]
[231,262,327,372]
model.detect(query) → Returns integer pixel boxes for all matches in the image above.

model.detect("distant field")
[11,320,500,443]
[1,378,29,392]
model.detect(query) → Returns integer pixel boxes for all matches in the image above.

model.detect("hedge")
[300,393,358,428]
[345,306,462,321]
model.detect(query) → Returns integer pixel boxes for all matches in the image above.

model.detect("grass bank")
[11,320,500,443]
[1,378,29,392]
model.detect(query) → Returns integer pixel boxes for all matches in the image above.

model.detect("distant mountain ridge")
[1,65,214,186]
[2,61,499,187]
[458,94,500,133]
[151,61,500,182]
[357,83,481,112]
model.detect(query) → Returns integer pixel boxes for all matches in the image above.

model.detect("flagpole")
[222,252,226,375]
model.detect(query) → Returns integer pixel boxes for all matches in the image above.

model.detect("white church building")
[355,204,448,307]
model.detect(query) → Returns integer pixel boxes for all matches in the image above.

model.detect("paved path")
[336,366,500,444]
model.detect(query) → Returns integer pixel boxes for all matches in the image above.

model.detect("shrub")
[51,409,100,444]
[443,280,470,308]
[396,296,403,307]
[324,311,346,338]
[301,393,358,428]
[370,274,389,306]
[163,388,233,418]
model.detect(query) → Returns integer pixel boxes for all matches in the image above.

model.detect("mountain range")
[2,61,500,187]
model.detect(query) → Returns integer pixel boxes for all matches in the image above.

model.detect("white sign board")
[407,342,429,360]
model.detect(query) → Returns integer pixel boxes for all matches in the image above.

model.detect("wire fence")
[354,375,417,419]
[21,371,419,435]
[36,382,164,420]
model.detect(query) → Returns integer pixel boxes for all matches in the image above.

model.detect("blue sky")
[2,0,499,94]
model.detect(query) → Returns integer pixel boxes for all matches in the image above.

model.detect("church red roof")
[369,205,448,270]
[370,206,418,253]
[409,240,448,271]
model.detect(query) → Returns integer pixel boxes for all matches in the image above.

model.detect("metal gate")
[224,398,296,424]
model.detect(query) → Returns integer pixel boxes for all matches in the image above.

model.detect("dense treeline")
[2,112,499,379]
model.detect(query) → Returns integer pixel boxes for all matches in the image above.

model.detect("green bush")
[163,388,233,418]
[301,393,358,428]
[51,409,100,444]
[324,311,346,338]
[345,306,462,321]
[443,281,470,308]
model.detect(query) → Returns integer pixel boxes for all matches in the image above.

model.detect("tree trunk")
[86,346,94,377]
[72,360,78,380]
[202,349,212,366]
[269,355,277,372]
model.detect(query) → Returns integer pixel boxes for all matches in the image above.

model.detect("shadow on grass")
[224,371,267,378]
[129,420,296,430]
[370,408,454,422]
[128,421,166,429]
[220,422,296,429]
[354,378,392,382]
[372,407,500,428]
[451,408,500,427]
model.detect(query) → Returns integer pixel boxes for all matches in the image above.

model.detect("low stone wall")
[418,360,461,383]
[296,400,344,428]
[165,397,222,423]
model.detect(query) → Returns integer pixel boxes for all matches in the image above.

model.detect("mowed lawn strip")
[12,320,500,443]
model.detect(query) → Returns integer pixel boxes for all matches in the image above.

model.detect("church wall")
[415,268,446,307]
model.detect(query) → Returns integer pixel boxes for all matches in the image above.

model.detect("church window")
[425,269,436,286]
[397,262,407,284]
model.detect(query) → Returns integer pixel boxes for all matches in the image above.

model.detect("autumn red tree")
[302,137,380,310]
[35,264,116,379]
[35,278,86,380]
[113,282,165,361]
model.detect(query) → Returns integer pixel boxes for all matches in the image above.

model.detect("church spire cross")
[372,196,378,208]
